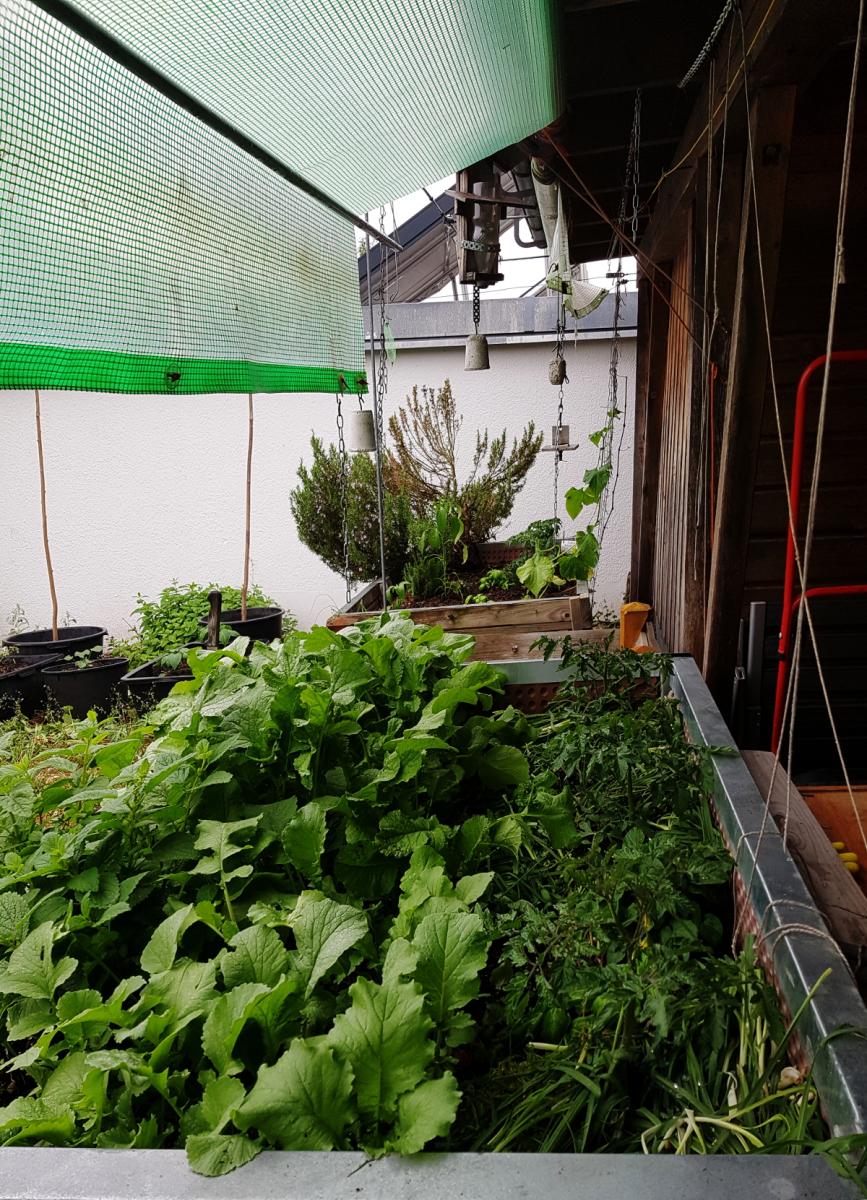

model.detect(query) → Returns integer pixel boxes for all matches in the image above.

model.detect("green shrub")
[290,435,413,585]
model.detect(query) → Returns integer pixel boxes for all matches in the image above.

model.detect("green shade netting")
[1,0,560,394]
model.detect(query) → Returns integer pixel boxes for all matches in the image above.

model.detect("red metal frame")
[771,350,867,752]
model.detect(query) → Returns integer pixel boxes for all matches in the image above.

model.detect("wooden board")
[742,751,867,973]
[328,594,593,635]
[470,626,610,662]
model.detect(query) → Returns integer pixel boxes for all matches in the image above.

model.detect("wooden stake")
[34,388,59,640]
[241,392,253,621]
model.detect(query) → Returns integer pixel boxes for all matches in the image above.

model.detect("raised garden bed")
[2,629,865,1195]
[327,545,596,661]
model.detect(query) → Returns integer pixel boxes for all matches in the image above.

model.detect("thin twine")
[732,0,866,945]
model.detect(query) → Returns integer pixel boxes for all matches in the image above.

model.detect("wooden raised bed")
[327,542,597,661]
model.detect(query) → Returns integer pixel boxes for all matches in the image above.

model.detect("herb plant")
[112,582,279,667]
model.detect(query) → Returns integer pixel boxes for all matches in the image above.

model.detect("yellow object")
[620,602,651,651]
[832,841,846,851]
[844,862,860,874]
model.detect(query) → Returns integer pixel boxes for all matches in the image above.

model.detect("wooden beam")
[702,84,796,705]
[640,0,855,262]
[630,269,672,602]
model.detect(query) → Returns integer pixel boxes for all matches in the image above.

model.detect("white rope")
[731,0,866,943]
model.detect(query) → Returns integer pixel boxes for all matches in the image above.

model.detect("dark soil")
[147,661,194,680]
[0,657,26,676]
[51,656,127,674]
[394,571,573,610]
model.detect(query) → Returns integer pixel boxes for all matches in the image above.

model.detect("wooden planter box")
[327,540,600,660]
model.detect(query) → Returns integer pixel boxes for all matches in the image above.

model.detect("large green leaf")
[0,922,77,1000]
[389,1073,460,1154]
[0,892,30,947]
[475,744,529,789]
[236,1039,354,1150]
[186,1132,261,1177]
[189,817,261,884]
[283,802,327,879]
[202,982,270,1075]
[516,549,556,598]
[412,911,489,1029]
[220,926,290,988]
[328,977,432,1121]
[140,904,198,975]
[288,892,367,998]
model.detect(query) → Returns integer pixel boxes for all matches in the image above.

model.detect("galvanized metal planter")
[494,653,867,1141]
[4,654,866,1198]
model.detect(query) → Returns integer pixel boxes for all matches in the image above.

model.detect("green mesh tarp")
[1,0,560,394]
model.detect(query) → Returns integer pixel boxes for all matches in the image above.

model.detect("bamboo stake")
[241,392,253,621]
[34,388,59,640]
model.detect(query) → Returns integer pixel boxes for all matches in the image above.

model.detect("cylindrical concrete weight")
[464,334,490,371]
[347,408,376,452]
[549,356,567,385]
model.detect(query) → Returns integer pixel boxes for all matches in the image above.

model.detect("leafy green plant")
[387,380,543,547]
[400,499,468,604]
[478,568,512,593]
[112,582,278,667]
[290,436,413,584]
[0,618,529,1172]
[0,630,860,1183]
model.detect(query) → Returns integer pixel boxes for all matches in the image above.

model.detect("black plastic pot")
[41,656,129,719]
[122,659,194,708]
[219,606,283,642]
[0,654,62,717]
[3,626,106,657]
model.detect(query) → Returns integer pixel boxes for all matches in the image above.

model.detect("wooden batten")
[703,85,796,702]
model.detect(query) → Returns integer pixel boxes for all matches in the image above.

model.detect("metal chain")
[335,392,351,605]
[677,0,736,89]
[553,296,567,526]
[472,282,481,334]
[630,92,641,244]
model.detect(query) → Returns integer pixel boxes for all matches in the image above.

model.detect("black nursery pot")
[0,654,62,717]
[219,606,283,642]
[122,659,194,709]
[3,626,106,657]
[41,656,129,719]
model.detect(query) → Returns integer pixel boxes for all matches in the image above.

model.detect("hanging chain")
[677,0,736,89]
[335,392,351,605]
[552,296,567,527]
[630,92,641,245]
[472,282,481,335]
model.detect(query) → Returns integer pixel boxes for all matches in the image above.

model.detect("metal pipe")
[744,601,766,748]
[364,234,388,604]
[771,350,867,751]
[29,0,401,251]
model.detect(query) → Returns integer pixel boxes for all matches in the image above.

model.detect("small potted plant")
[3,391,106,657]
[123,648,195,708]
[41,647,129,718]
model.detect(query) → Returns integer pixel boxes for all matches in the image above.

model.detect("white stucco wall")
[0,334,634,638]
